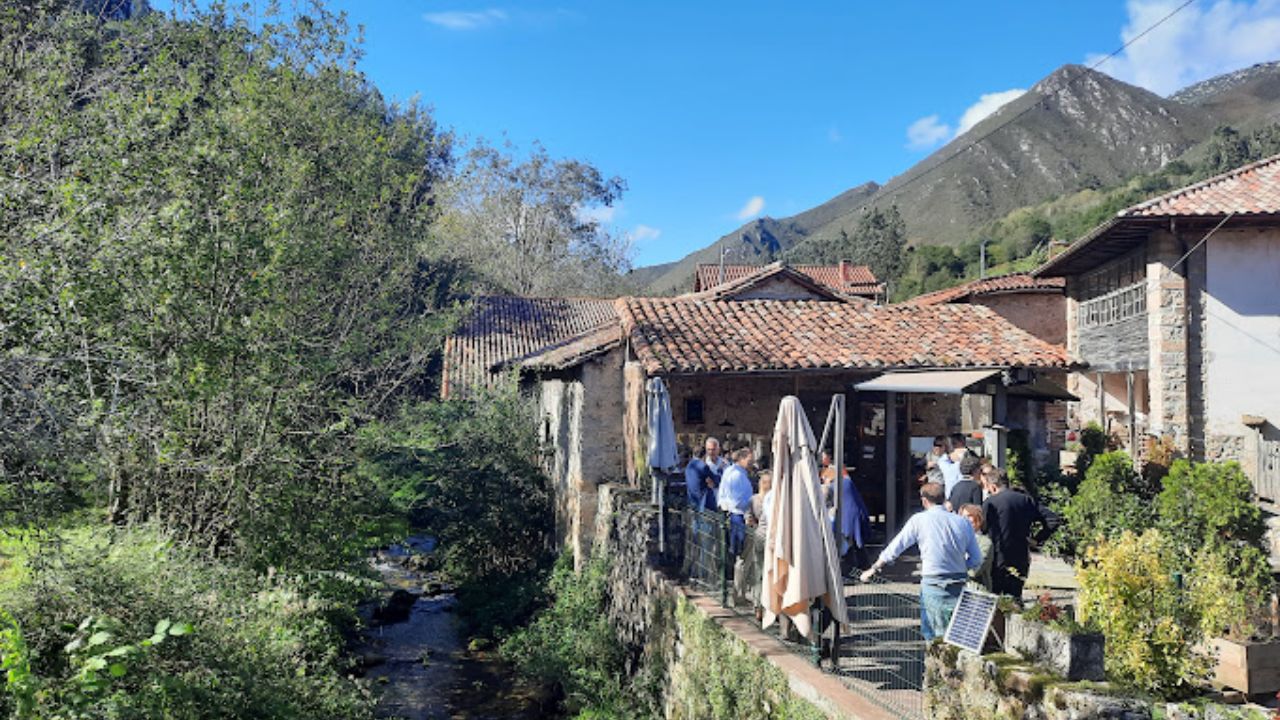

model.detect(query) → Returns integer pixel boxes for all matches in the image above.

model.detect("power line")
[862,0,1197,212]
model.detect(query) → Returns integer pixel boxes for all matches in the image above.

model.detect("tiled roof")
[685,262,863,303]
[617,297,1069,375]
[693,261,880,295]
[901,273,1065,306]
[502,324,623,372]
[441,296,618,397]
[1036,152,1280,277]
[1123,153,1280,217]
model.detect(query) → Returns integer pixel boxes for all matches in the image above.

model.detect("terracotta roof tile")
[901,273,1065,306]
[693,261,880,295]
[617,298,1068,375]
[441,296,618,397]
[1123,153,1280,218]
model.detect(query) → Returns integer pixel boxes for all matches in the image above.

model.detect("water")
[355,536,557,719]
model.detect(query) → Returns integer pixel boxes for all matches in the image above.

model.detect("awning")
[1006,376,1079,402]
[853,369,1000,395]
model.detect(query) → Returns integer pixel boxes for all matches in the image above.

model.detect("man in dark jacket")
[946,455,984,511]
[980,469,1061,601]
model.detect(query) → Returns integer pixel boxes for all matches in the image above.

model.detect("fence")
[665,487,924,719]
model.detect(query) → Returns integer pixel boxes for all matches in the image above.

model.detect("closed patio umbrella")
[646,377,678,472]
[647,377,678,553]
[762,396,847,640]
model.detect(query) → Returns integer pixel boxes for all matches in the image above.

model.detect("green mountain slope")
[640,62,1279,295]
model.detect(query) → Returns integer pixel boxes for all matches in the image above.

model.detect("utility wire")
[860,0,1197,212]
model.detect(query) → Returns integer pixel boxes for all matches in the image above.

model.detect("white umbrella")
[646,377,678,472]
[646,377,678,553]
[762,396,847,640]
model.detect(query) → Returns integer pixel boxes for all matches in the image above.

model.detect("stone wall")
[540,347,627,568]
[924,644,1272,720]
[595,483,895,720]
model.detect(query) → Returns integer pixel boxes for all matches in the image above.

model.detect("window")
[684,397,705,425]
[1078,250,1147,328]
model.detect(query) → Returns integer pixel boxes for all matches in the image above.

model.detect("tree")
[788,205,906,292]
[0,0,458,569]
[439,142,630,296]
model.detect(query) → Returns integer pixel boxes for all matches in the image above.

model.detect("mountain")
[642,181,879,295]
[640,62,1280,295]
[1170,61,1280,129]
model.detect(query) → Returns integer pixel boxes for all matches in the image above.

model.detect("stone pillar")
[1146,230,1190,455]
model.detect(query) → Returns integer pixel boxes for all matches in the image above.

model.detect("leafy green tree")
[439,141,630,296]
[1203,125,1254,175]
[358,382,556,634]
[0,0,457,569]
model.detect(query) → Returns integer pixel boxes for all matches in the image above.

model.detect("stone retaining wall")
[924,644,1272,720]
[595,482,895,720]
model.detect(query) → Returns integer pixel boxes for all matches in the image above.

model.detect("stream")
[354,536,558,720]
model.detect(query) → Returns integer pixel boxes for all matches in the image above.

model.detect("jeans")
[919,576,966,641]
[727,513,747,557]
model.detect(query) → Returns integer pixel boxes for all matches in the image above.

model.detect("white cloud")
[630,224,662,242]
[576,203,618,224]
[1086,0,1280,96]
[956,89,1025,135]
[422,8,508,30]
[906,115,952,150]
[735,196,766,221]
[905,88,1025,151]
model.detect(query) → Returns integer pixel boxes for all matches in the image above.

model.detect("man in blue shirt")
[718,447,755,556]
[861,482,983,641]
[937,433,969,497]
[685,437,728,512]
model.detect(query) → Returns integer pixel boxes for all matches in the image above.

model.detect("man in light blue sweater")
[861,482,983,640]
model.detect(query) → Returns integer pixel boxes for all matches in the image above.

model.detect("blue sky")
[319,1,1280,266]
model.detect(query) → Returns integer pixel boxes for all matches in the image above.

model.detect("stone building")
[443,264,1073,564]
[900,273,1072,461]
[1035,153,1280,501]
[692,260,882,299]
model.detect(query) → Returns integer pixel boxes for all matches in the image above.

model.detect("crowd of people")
[683,431,1060,641]
[862,433,1061,640]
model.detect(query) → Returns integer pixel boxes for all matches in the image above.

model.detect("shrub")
[1156,460,1272,639]
[1058,451,1154,557]
[501,553,637,718]
[1156,460,1265,554]
[358,382,556,635]
[1076,530,1210,699]
[0,526,374,719]
[1075,422,1109,480]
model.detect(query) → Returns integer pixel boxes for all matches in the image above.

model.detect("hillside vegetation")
[0,2,624,717]
[642,62,1280,296]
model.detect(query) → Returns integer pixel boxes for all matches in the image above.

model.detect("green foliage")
[1005,429,1034,492]
[1075,422,1109,480]
[669,599,824,720]
[0,525,375,718]
[359,382,556,635]
[0,0,457,570]
[440,141,630,296]
[1057,452,1155,558]
[1076,530,1210,700]
[501,553,637,717]
[789,206,905,291]
[0,610,35,718]
[1156,460,1265,553]
[1155,460,1272,639]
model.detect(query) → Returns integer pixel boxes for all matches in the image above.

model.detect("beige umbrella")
[762,395,848,640]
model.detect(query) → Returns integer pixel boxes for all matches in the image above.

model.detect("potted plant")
[1006,593,1105,681]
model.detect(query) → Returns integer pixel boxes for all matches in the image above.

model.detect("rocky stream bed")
[353,537,557,720]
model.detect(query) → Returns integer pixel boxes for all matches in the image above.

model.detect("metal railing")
[665,489,925,719]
